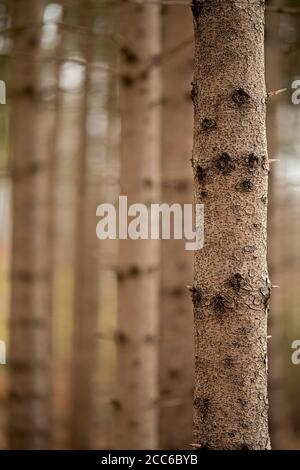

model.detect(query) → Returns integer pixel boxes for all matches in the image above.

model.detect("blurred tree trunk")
[115,2,161,449]
[265,0,290,449]
[50,0,79,449]
[48,0,77,449]
[9,0,52,449]
[71,0,100,450]
[159,4,193,450]
[192,0,270,449]
[97,27,120,449]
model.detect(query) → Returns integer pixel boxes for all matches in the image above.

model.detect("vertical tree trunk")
[9,0,52,449]
[265,0,290,449]
[192,0,270,449]
[159,4,193,450]
[97,15,120,449]
[71,0,100,450]
[49,0,80,448]
[115,2,161,450]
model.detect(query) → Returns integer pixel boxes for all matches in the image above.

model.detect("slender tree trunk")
[49,1,75,449]
[71,0,100,450]
[192,0,270,449]
[9,0,52,449]
[159,4,193,450]
[97,25,120,449]
[115,2,161,450]
[265,0,290,449]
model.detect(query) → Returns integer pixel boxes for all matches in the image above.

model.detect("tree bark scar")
[195,165,208,183]
[246,153,260,171]
[201,117,217,131]
[190,286,203,305]
[236,179,254,192]
[232,88,251,105]
[261,155,268,171]
[215,152,235,174]
[194,397,210,417]
[261,195,268,205]
[229,273,245,292]
[190,81,198,103]
[213,295,226,313]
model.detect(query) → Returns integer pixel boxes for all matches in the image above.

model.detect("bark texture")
[159,4,193,450]
[192,0,270,450]
[115,2,161,450]
[9,0,52,449]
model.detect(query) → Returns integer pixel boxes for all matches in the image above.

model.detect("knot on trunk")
[216,152,235,174]
[232,88,250,105]
[201,117,217,132]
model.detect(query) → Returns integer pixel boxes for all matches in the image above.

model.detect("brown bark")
[192,0,270,449]
[159,3,193,450]
[115,2,161,450]
[9,0,52,449]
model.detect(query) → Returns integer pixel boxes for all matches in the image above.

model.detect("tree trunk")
[97,19,120,449]
[159,3,193,450]
[192,0,270,450]
[115,2,161,450]
[9,0,52,449]
[265,0,290,449]
[48,1,69,450]
[71,0,100,450]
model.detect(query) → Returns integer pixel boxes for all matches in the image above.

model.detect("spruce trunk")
[159,3,194,450]
[192,0,270,450]
[116,2,161,450]
[9,0,52,449]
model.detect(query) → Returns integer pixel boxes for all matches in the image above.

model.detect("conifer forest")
[1,0,300,456]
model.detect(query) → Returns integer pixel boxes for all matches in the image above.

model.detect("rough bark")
[71,0,100,450]
[115,2,161,450]
[9,0,52,449]
[159,4,193,450]
[192,0,270,450]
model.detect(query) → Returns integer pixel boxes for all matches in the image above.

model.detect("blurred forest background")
[0,0,300,450]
